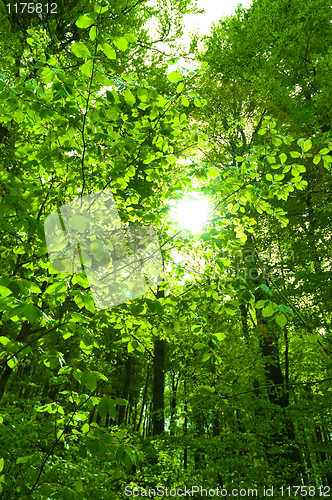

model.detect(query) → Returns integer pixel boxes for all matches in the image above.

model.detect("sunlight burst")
[173,196,210,232]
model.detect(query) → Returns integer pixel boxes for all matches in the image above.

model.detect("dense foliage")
[1,0,332,498]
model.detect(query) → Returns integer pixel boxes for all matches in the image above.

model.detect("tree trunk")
[137,369,149,433]
[152,338,164,435]
[118,355,133,426]
[152,281,165,436]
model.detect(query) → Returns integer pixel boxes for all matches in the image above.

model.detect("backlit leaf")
[167,72,183,83]
[82,371,97,391]
[112,37,128,51]
[0,286,12,297]
[123,88,136,107]
[275,312,287,327]
[80,60,93,78]
[76,15,94,28]
[102,43,116,59]
[71,43,91,58]
[208,168,219,177]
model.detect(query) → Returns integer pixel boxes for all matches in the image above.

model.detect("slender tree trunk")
[152,282,165,436]
[170,371,179,436]
[183,378,188,471]
[152,337,164,435]
[118,355,133,426]
[0,320,31,402]
[137,369,149,433]
[148,401,153,436]
[255,289,304,482]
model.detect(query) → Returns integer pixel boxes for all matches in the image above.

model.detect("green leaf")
[176,82,185,93]
[0,458,3,473]
[291,166,299,176]
[115,398,128,405]
[255,300,267,308]
[68,215,90,232]
[94,4,108,13]
[24,281,42,293]
[7,358,17,369]
[262,302,275,317]
[76,15,94,28]
[15,108,24,123]
[89,26,97,41]
[167,57,179,65]
[7,303,27,321]
[128,341,135,353]
[0,286,12,297]
[260,284,272,296]
[71,43,91,58]
[123,88,136,107]
[319,148,330,155]
[278,304,291,315]
[214,332,226,341]
[290,151,301,158]
[90,240,108,262]
[102,43,116,60]
[75,480,83,492]
[279,153,287,164]
[167,72,183,83]
[76,274,89,288]
[80,60,93,78]
[78,445,87,458]
[194,342,209,349]
[208,168,219,177]
[83,295,95,313]
[80,250,92,269]
[181,96,189,107]
[154,301,164,317]
[23,304,41,323]
[198,385,215,393]
[108,399,116,419]
[97,397,109,418]
[124,33,137,43]
[82,371,97,391]
[112,37,128,51]
[16,456,31,464]
[275,312,287,327]
[224,307,236,315]
[303,139,312,152]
